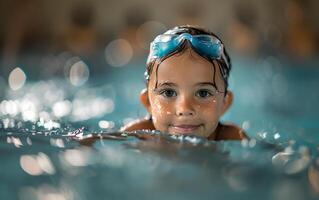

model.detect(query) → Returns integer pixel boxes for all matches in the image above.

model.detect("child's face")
[141,48,232,138]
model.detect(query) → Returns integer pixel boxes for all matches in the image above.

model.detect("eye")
[195,89,214,98]
[160,89,177,98]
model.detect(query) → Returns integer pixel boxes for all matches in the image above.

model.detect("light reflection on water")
[1,128,318,200]
[0,58,319,200]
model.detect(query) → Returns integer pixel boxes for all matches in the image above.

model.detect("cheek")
[197,99,223,117]
[150,98,173,123]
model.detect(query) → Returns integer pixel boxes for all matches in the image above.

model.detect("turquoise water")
[1,56,319,200]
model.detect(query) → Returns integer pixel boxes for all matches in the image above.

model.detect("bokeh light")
[68,59,90,86]
[8,67,26,91]
[136,20,167,49]
[52,100,72,118]
[104,39,133,67]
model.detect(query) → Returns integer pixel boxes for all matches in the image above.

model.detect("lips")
[171,124,202,134]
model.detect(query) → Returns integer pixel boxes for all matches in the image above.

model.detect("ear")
[140,88,151,113]
[220,90,233,116]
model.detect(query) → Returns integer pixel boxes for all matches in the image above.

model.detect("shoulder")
[214,122,248,140]
[120,118,155,132]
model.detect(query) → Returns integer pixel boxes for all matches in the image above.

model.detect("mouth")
[170,124,202,134]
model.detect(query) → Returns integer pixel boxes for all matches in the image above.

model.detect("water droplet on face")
[155,104,162,111]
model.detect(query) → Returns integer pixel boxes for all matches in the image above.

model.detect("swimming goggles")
[148,33,229,69]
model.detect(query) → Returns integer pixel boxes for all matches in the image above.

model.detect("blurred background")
[1,1,319,199]
[1,0,318,77]
[0,0,318,130]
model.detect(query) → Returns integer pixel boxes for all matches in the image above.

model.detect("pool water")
[1,56,319,200]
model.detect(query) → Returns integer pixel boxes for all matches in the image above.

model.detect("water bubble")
[8,67,26,91]
[274,132,281,140]
[257,131,268,139]
[98,120,115,129]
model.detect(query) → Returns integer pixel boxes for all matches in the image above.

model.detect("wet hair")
[145,25,232,94]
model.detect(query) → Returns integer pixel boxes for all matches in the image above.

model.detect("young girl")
[122,25,247,140]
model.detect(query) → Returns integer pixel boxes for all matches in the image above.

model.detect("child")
[122,25,247,140]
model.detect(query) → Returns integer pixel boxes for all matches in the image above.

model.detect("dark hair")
[145,25,232,93]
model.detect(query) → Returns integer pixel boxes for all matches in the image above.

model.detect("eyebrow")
[156,82,216,88]
[196,82,216,87]
[156,82,177,88]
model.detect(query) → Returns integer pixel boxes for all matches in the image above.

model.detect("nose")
[175,95,195,116]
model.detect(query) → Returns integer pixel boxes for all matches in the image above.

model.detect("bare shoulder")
[214,122,248,140]
[120,118,155,132]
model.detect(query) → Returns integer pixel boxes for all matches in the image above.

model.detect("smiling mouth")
[170,124,202,134]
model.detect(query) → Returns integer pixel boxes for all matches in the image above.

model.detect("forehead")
[149,49,224,86]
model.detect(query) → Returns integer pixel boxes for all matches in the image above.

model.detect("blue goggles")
[147,33,229,69]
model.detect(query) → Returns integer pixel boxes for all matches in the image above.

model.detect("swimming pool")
[1,55,319,200]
